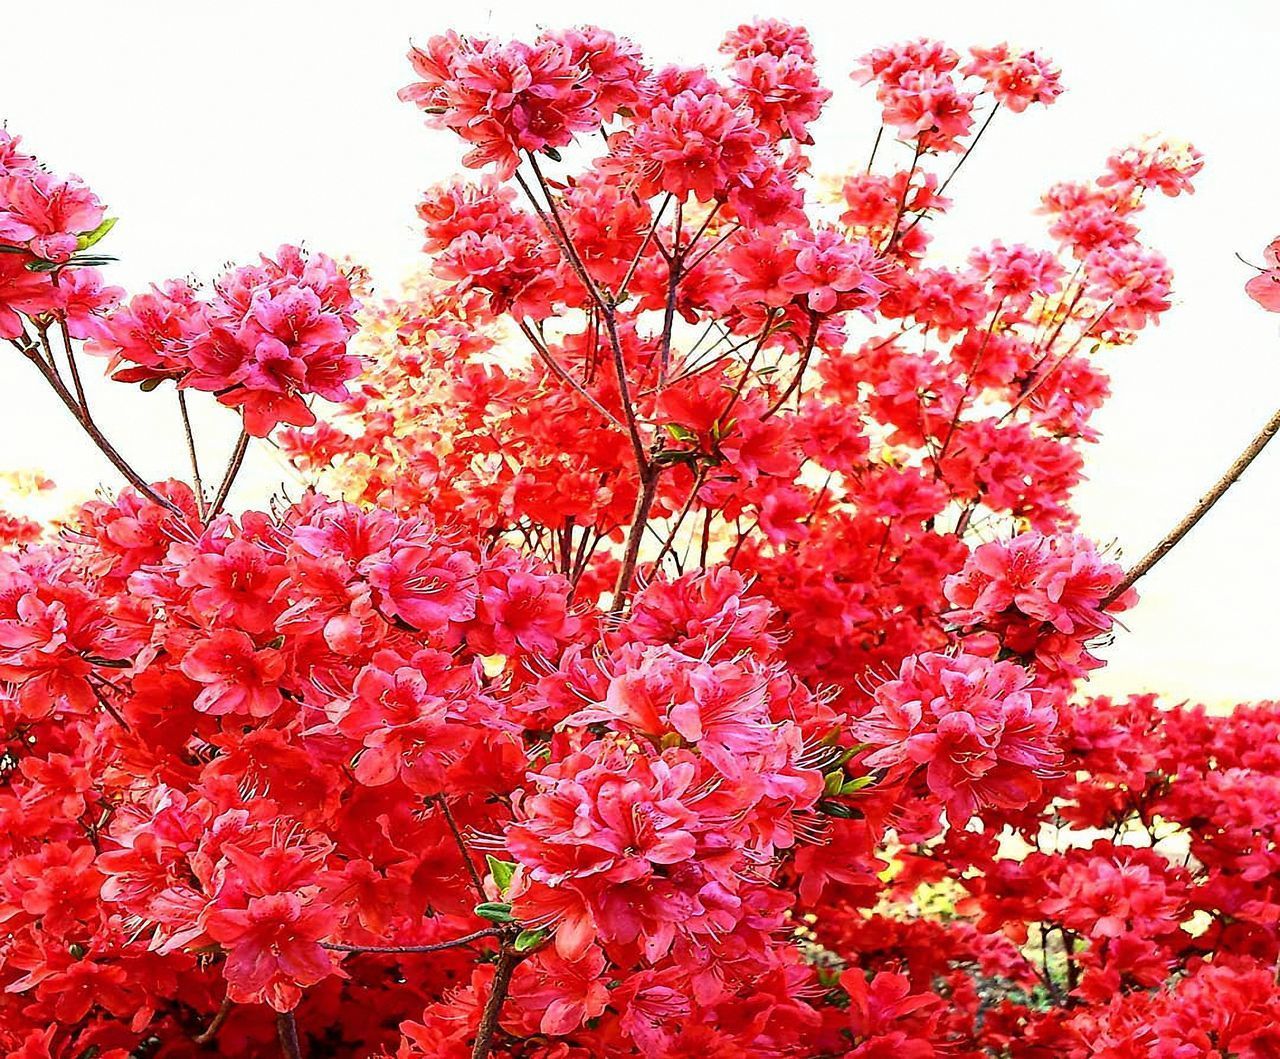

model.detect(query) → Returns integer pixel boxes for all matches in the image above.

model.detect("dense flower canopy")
[1,18,1277,1059]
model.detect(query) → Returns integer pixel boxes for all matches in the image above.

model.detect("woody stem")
[1104,404,1280,606]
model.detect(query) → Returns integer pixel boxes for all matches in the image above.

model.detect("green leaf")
[473,901,516,923]
[76,217,117,251]
[486,856,517,896]
[663,423,697,443]
[840,775,877,795]
[541,146,563,161]
[822,770,846,796]
[513,927,548,953]
[139,378,164,393]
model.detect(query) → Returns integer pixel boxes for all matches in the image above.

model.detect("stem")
[194,997,232,1045]
[516,319,626,431]
[652,466,707,569]
[516,159,649,471]
[657,201,683,386]
[898,102,1001,243]
[882,137,925,253]
[617,194,671,302]
[177,390,208,520]
[935,299,1005,468]
[867,125,884,173]
[610,469,661,614]
[323,927,498,954]
[471,944,521,1059]
[1104,404,1280,606]
[13,338,182,514]
[89,679,132,731]
[207,429,250,520]
[761,313,821,420]
[57,318,90,412]
[434,795,487,900]
[276,1012,302,1059]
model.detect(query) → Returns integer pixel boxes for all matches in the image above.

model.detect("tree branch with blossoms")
[3,18,1279,1059]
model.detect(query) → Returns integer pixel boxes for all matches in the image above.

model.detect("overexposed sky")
[1,0,1278,706]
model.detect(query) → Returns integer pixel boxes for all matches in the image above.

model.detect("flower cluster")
[3,16,1264,1059]
[944,532,1134,681]
[89,246,362,435]
[852,651,1062,821]
[0,130,120,340]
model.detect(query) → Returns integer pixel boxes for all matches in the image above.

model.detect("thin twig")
[899,103,1001,242]
[516,319,626,430]
[194,997,233,1045]
[616,194,671,302]
[434,795,488,900]
[323,927,498,954]
[761,314,821,420]
[177,390,208,520]
[610,468,661,614]
[207,429,250,520]
[1104,404,1280,606]
[12,338,182,513]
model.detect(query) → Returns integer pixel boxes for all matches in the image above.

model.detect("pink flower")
[1245,237,1280,312]
[1084,242,1173,332]
[615,90,768,203]
[362,539,479,634]
[852,651,1060,821]
[177,539,287,635]
[400,35,603,177]
[335,658,453,788]
[473,563,580,656]
[945,532,1133,677]
[729,51,831,143]
[204,892,338,1012]
[0,253,54,339]
[50,267,123,340]
[180,630,285,717]
[780,229,888,315]
[720,18,816,63]
[963,44,1064,112]
[0,168,105,262]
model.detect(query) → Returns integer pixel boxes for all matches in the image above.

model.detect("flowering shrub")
[0,20,1277,1059]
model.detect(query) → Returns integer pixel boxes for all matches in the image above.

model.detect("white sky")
[1,0,1278,706]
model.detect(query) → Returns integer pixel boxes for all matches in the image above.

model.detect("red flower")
[179,630,285,717]
[205,892,338,1012]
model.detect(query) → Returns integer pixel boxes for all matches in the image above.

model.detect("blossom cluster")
[0,129,362,439]
[1,16,1265,1059]
[88,246,362,435]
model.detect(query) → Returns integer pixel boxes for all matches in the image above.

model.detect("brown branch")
[610,468,661,614]
[89,679,132,731]
[898,103,1001,243]
[207,429,250,520]
[276,1011,302,1059]
[471,943,522,1059]
[515,319,626,431]
[1104,404,1280,606]
[434,795,487,901]
[761,313,821,420]
[12,337,182,514]
[323,927,498,954]
[177,390,208,520]
[194,997,233,1045]
[656,200,683,386]
[652,466,707,569]
[616,193,671,302]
